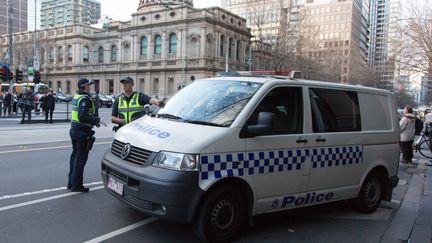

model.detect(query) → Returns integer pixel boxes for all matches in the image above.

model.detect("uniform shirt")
[112,91,151,122]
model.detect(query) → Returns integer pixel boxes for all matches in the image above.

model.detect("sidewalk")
[381,155,432,243]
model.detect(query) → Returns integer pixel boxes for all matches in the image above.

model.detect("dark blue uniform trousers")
[68,138,89,188]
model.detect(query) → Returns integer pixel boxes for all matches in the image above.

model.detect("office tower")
[40,0,101,28]
[0,0,28,35]
[370,0,401,91]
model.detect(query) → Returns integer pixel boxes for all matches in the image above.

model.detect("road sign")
[0,62,10,68]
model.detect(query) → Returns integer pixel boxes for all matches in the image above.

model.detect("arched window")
[66,80,71,94]
[140,36,148,56]
[220,35,225,56]
[83,46,89,62]
[169,34,177,53]
[111,45,117,62]
[154,35,162,54]
[98,47,104,63]
[228,38,233,58]
[58,46,63,62]
[190,37,199,57]
[67,45,73,61]
[236,40,241,60]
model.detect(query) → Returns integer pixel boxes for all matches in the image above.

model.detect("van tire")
[352,172,383,214]
[193,185,245,243]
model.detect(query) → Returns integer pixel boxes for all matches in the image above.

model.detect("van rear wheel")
[193,186,245,243]
[352,172,383,214]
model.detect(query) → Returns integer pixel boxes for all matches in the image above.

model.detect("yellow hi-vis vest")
[71,93,95,127]
[118,92,144,124]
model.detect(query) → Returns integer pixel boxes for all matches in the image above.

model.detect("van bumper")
[384,175,399,201]
[101,150,204,223]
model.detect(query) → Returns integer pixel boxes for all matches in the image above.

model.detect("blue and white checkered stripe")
[311,146,363,168]
[200,145,363,180]
[200,149,309,180]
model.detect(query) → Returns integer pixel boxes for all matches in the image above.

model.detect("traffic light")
[15,68,23,82]
[0,66,10,81]
[34,71,41,84]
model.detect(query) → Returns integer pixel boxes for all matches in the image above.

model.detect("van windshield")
[157,80,262,127]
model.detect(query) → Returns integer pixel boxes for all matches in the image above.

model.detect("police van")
[101,73,400,242]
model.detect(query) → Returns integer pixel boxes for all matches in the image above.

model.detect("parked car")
[54,92,72,102]
[99,93,113,108]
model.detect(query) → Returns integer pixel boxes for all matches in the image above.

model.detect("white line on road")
[0,185,104,212]
[83,217,158,243]
[0,181,103,200]
[0,141,111,154]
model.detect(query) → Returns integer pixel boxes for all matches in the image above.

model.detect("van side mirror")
[242,112,275,137]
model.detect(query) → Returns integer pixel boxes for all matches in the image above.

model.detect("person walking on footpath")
[20,87,35,124]
[0,91,3,116]
[399,105,416,164]
[94,91,101,117]
[111,76,162,131]
[68,78,104,192]
[3,91,12,116]
[43,89,56,123]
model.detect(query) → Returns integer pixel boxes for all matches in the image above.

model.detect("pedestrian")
[3,91,12,116]
[94,91,101,117]
[399,105,416,164]
[68,78,103,192]
[43,89,56,123]
[111,76,162,131]
[20,87,35,124]
[0,91,3,116]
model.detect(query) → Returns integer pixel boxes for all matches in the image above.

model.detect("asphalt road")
[0,107,414,242]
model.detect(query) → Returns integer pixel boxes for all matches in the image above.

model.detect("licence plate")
[107,177,124,196]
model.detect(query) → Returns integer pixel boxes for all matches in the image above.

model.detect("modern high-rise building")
[27,0,42,30]
[298,0,372,83]
[0,0,28,35]
[369,0,401,91]
[40,0,101,28]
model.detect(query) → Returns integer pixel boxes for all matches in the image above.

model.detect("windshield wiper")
[157,113,183,120]
[183,120,225,127]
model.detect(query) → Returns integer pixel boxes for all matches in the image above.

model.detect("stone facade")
[0,1,251,97]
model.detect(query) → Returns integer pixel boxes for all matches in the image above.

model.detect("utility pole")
[7,0,14,90]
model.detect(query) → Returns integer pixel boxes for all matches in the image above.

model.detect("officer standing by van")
[68,78,103,192]
[111,76,162,130]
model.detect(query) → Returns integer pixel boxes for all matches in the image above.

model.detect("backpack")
[415,118,423,136]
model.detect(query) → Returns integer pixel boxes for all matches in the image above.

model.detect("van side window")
[309,88,361,133]
[249,87,303,135]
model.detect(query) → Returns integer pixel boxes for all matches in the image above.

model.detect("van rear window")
[309,88,361,133]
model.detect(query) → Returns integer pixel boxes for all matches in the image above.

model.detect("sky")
[100,0,222,21]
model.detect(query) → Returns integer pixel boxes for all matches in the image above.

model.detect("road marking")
[0,181,103,200]
[83,217,158,243]
[0,141,111,154]
[0,185,104,212]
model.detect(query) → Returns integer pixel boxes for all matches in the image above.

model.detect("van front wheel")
[352,172,383,214]
[193,186,245,243]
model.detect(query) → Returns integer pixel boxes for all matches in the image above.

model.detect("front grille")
[111,139,152,166]
[124,194,156,211]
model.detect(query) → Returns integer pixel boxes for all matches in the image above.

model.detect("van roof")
[203,76,393,95]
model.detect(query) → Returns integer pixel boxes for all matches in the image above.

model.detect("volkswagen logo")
[120,143,132,159]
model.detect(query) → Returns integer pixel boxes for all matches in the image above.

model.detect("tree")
[394,3,432,75]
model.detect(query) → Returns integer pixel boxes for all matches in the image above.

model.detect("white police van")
[101,74,399,242]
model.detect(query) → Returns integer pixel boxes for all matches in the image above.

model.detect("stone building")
[0,0,251,97]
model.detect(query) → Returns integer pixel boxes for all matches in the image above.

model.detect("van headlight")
[153,151,199,171]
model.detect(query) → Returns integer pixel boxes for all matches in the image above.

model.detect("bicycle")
[415,128,432,159]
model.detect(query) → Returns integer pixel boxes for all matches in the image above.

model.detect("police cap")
[77,78,94,88]
[120,76,134,84]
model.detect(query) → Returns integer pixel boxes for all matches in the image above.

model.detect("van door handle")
[316,137,326,142]
[296,139,307,143]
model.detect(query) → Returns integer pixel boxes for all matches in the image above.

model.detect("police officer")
[68,78,102,192]
[111,76,162,129]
